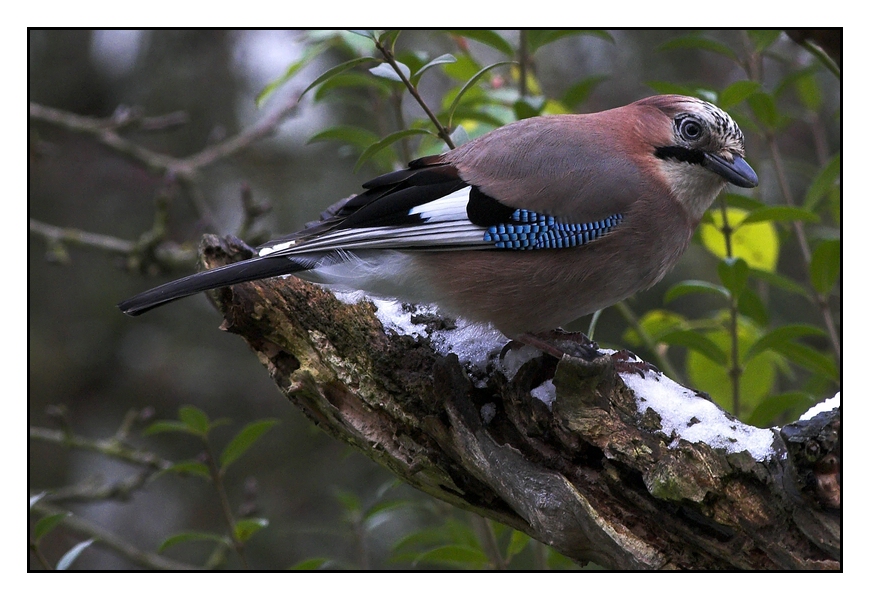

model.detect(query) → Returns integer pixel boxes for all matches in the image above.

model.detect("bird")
[118,94,758,346]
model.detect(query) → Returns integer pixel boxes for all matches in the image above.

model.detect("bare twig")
[518,30,529,98]
[471,514,506,570]
[29,218,135,255]
[30,426,173,471]
[30,96,295,274]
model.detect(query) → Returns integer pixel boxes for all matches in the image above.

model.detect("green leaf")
[414,544,489,569]
[686,325,777,415]
[257,41,331,106]
[220,419,279,471]
[737,288,769,326]
[561,75,609,108]
[810,239,841,295]
[335,490,362,514]
[747,267,809,297]
[235,518,269,543]
[412,53,457,85]
[746,391,816,427]
[658,35,738,61]
[347,30,378,41]
[804,154,841,211]
[718,257,749,297]
[774,341,840,382]
[34,512,71,542]
[660,330,729,366]
[291,557,331,570]
[364,498,413,521]
[718,81,762,108]
[623,309,688,346]
[645,81,703,97]
[450,30,514,56]
[313,71,391,101]
[664,280,729,304]
[354,128,433,172]
[740,206,820,225]
[747,30,782,52]
[526,30,614,53]
[795,71,824,111]
[747,91,782,130]
[447,61,516,128]
[369,61,410,82]
[159,531,229,553]
[506,530,531,559]
[442,53,483,82]
[700,207,779,272]
[299,56,379,100]
[179,405,211,436]
[56,539,94,571]
[514,96,546,119]
[744,324,828,362]
[143,420,197,437]
[308,125,380,150]
[165,459,211,480]
[723,193,766,212]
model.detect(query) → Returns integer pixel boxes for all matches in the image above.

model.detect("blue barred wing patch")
[483,209,624,250]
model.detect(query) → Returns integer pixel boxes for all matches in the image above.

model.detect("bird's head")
[635,95,758,221]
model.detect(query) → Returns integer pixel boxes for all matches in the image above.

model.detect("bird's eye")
[679,118,703,140]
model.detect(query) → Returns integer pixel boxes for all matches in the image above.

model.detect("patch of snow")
[530,380,557,410]
[799,392,840,421]
[620,368,776,461]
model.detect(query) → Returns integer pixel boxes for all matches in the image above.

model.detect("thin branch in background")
[767,136,841,362]
[30,425,174,471]
[30,96,295,275]
[471,514,507,570]
[35,470,155,504]
[202,437,249,569]
[613,301,680,381]
[30,501,200,571]
[717,199,742,417]
[518,30,529,98]
[236,182,272,243]
[738,31,840,364]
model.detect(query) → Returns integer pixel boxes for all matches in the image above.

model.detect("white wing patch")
[258,187,487,258]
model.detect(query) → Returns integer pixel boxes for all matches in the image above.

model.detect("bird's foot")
[610,349,661,379]
[514,330,602,361]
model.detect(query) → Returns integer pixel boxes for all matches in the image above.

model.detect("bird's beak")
[703,153,759,188]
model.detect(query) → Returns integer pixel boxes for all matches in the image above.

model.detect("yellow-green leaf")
[699,207,779,271]
[686,324,776,416]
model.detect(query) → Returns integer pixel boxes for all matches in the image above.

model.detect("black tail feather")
[118,255,306,316]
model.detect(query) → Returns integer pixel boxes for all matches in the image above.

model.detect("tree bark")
[202,235,841,570]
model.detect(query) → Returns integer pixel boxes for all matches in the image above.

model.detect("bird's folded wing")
[258,187,492,256]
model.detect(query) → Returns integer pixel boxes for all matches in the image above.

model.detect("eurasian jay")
[118,95,758,341]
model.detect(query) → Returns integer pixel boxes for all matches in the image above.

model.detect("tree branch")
[196,235,841,570]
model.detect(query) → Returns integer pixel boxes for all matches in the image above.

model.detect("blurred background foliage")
[29,29,840,570]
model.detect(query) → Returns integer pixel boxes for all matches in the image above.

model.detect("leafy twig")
[717,201,743,416]
[373,35,455,149]
[30,501,200,570]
